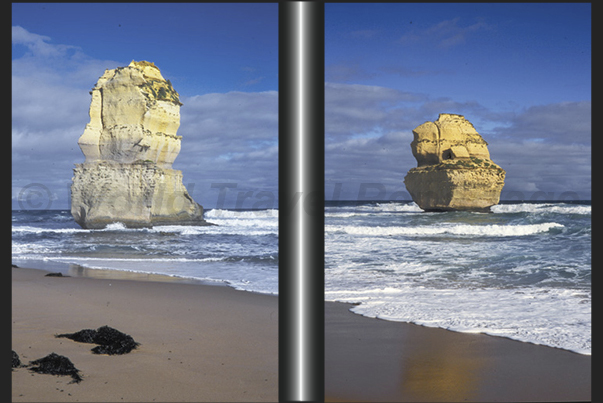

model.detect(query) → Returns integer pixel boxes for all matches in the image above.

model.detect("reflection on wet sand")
[66,264,211,285]
[399,330,483,402]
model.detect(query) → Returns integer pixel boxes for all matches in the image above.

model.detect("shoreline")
[10,259,233,288]
[338,303,590,357]
[12,265,278,402]
[325,300,591,402]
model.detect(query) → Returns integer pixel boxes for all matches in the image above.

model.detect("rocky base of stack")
[404,158,506,212]
[71,162,211,229]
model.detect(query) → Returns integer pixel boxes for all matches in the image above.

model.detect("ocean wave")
[205,209,279,219]
[324,212,368,218]
[325,203,423,217]
[326,222,564,237]
[492,203,591,215]
[11,222,141,234]
[151,224,276,236]
[325,286,591,355]
[327,202,590,216]
[26,251,277,263]
[11,225,85,234]
[204,218,277,227]
[326,203,422,213]
[373,202,424,212]
[37,256,229,264]
[103,222,128,231]
[12,243,59,256]
[12,221,277,236]
[147,225,212,235]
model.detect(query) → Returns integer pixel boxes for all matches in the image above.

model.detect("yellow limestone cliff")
[404,113,505,212]
[71,61,210,228]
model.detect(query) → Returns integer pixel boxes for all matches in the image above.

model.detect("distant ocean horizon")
[325,198,591,206]
[12,200,591,355]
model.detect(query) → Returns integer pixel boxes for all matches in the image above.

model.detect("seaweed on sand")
[45,272,69,277]
[12,350,22,369]
[56,325,140,355]
[28,353,83,383]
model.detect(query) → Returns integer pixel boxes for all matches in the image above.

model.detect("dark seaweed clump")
[12,350,21,368]
[28,353,83,383]
[56,325,140,355]
[45,272,68,277]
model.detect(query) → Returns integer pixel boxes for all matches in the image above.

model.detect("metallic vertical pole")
[279,1,325,402]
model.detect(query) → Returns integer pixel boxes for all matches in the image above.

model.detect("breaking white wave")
[11,225,85,234]
[326,202,423,216]
[150,224,276,236]
[375,202,424,212]
[326,286,591,355]
[102,222,128,231]
[492,203,591,215]
[205,208,279,219]
[327,202,591,217]
[326,222,564,237]
[12,222,277,237]
[12,243,59,256]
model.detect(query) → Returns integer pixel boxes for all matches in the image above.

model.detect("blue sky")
[325,3,591,201]
[12,3,278,209]
[12,3,278,95]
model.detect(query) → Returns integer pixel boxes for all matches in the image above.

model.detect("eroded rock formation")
[404,113,505,212]
[71,61,209,228]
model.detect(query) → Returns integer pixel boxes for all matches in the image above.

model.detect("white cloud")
[325,62,378,82]
[12,76,89,138]
[487,101,591,198]
[12,25,77,58]
[243,76,265,86]
[174,91,278,206]
[180,91,277,142]
[491,101,591,145]
[325,82,427,137]
[12,27,124,210]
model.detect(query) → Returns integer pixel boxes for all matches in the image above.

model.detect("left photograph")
[12,3,278,401]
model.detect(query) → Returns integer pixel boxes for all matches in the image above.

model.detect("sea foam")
[492,203,591,215]
[326,285,591,355]
[326,222,564,237]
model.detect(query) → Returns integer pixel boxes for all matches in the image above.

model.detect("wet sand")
[325,301,591,402]
[12,266,278,402]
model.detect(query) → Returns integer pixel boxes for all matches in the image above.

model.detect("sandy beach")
[13,265,591,402]
[12,266,278,402]
[325,301,591,402]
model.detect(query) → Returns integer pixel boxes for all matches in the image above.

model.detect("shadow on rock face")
[56,325,140,355]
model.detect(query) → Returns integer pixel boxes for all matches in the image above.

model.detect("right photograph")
[324,3,591,402]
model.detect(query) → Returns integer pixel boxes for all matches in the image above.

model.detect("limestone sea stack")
[404,113,505,212]
[71,61,210,228]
